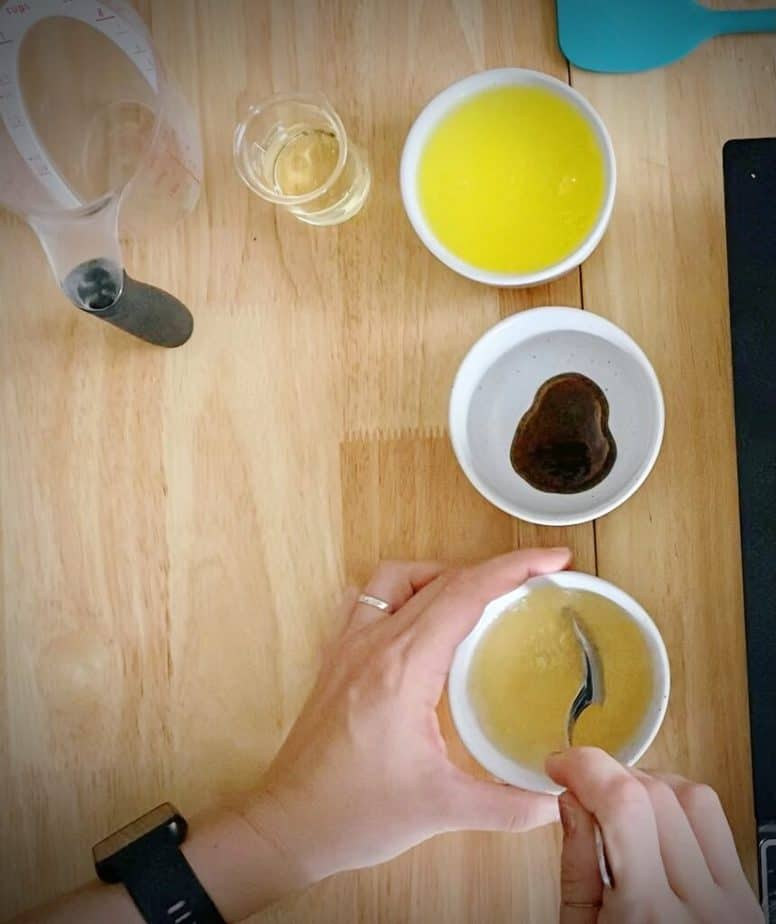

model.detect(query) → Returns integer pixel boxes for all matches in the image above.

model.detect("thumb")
[444,777,560,833]
[412,546,572,666]
[559,791,603,924]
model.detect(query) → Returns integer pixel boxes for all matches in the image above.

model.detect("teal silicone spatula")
[557,0,776,73]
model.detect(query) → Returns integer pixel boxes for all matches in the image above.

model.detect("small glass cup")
[233,92,370,226]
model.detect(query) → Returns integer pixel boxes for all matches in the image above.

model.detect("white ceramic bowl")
[400,68,616,287]
[448,571,671,794]
[449,307,665,526]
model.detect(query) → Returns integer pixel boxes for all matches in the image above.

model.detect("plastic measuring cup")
[0,0,203,346]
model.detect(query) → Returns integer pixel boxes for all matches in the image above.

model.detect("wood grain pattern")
[0,1,768,920]
[570,8,776,873]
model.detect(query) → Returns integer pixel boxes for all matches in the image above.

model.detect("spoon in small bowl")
[565,607,605,745]
[564,607,613,888]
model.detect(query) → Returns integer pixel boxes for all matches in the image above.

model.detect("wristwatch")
[93,803,226,924]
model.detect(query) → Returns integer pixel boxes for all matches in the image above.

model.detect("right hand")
[547,747,762,924]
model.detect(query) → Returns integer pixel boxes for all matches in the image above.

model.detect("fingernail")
[545,750,567,784]
[559,794,576,837]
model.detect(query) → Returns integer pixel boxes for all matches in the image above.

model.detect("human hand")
[547,747,762,923]
[242,548,571,887]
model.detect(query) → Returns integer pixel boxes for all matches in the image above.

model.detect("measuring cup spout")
[29,196,193,348]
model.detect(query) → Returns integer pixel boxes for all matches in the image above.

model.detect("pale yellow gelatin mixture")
[468,585,653,772]
[274,129,339,196]
[418,85,606,274]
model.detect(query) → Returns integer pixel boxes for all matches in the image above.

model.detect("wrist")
[181,797,312,923]
[238,786,324,889]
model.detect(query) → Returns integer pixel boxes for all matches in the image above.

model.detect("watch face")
[93,803,186,880]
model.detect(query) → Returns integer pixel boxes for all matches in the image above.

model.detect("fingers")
[384,569,455,635]
[650,772,749,890]
[631,770,716,905]
[345,560,445,633]
[443,774,560,834]
[339,586,360,617]
[546,748,669,900]
[558,792,603,924]
[407,548,571,666]
[322,587,361,661]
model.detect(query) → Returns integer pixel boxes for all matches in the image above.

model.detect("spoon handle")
[595,823,614,889]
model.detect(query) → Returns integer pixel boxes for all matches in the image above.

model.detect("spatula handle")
[710,8,776,36]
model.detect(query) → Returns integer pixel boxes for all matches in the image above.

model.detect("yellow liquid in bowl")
[468,585,654,773]
[418,85,607,274]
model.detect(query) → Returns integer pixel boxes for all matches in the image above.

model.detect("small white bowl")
[400,68,616,287]
[448,571,671,794]
[449,307,665,526]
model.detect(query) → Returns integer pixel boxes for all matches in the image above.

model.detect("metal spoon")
[563,607,613,888]
[565,607,605,745]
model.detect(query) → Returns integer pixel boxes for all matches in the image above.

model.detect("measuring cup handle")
[95,273,194,347]
[62,260,193,347]
[83,272,193,347]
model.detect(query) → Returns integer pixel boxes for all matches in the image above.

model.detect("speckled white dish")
[449,307,665,526]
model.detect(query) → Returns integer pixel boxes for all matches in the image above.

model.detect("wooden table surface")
[1,1,773,921]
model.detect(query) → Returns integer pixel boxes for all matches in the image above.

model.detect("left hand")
[242,548,571,886]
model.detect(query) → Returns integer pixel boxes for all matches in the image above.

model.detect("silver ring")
[357,593,393,613]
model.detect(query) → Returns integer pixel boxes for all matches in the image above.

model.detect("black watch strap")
[112,828,225,924]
